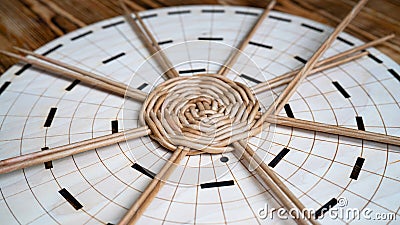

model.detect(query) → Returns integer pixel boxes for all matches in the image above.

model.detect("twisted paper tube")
[139,74,265,155]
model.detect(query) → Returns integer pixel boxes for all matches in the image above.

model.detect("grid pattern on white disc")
[0,5,399,225]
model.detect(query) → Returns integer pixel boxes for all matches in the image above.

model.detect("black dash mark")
[41,147,53,169]
[249,41,272,49]
[137,83,148,90]
[44,161,53,169]
[102,20,125,29]
[71,31,93,41]
[179,68,206,74]
[315,198,337,218]
[102,53,126,64]
[332,81,351,98]
[44,108,57,127]
[301,23,324,32]
[58,188,83,210]
[201,9,225,13]
[106,223,114,225]
[42,44,63,56]
[14,64,32,75]
[388,69,400,82]
[356,116,365,131]
[294,56,307,64]
[350,157,365,180]
[268,15,291,22]
[240,74,261,84]
[235,11,259,16]
[111,120,118,134]
[131,163,155,179]
[65,80,80,91]
[268,148,290,168]
[168,10,191,15]
[0,81,11,95]
[158,40,173,45]
[284,104,295,118]
[140,13,157,19]
[198,37,223,41]
[201,180,234,189]
[367,54,383,64]
[337,36,354,46]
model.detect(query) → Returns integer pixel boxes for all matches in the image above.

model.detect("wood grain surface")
[0,0,399,74]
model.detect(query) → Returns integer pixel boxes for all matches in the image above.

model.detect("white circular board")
[0,5,399,225]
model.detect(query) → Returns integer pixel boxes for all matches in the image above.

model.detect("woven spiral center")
[139,74,263,155]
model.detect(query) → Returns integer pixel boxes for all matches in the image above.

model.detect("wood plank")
[0,0,399,73]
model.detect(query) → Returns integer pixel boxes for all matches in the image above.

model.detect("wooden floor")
[0,0,399,73]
